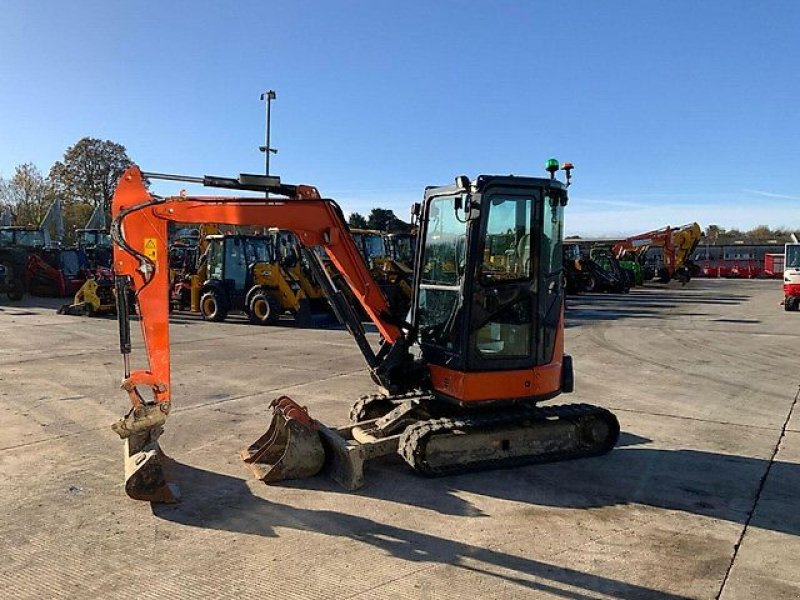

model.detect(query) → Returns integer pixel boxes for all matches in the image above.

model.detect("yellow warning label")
[143,238,157,261]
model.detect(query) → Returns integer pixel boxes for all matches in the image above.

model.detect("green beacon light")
[545,158,560,179]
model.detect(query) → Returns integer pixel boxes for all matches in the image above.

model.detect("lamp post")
[259,90,277,179]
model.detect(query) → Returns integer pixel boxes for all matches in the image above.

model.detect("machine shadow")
[155,427,799,536]
[165,311,340,330]
[0,295,66,311]
[566,287,751,326]
[154,456,693,600]
[326,431,800,537]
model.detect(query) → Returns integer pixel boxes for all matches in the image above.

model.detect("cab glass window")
[363,235,385,260]
[246,238,272,264]
[417,195,468,350]
[480,196,532,283]
[474,195,534,359]
[207,241,223,280]
[787,245,800,269]
[224,239,248,284]
[541,194,563,276]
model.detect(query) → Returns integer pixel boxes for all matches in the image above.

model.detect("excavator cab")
[350,228,413,319]
[0,226,47,250]
[413,176,569,402]
[76,229,113,269]
[385,232,416,266]
[350,229,387,268]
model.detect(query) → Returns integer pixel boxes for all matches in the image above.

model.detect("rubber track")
[398,403,620,476]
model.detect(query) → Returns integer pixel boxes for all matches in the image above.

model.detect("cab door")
[467,190,538,371]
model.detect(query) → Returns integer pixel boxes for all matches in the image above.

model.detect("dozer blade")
[240,396,325,483]
[123,429,180,503]
[317,423,368,491]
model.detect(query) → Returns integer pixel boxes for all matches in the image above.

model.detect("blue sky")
[1,1,798,235]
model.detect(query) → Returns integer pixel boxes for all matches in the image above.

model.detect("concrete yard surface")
[0,279,797,599]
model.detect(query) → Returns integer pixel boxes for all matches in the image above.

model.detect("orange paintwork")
[112,166,401,409]
[429,306,565,402]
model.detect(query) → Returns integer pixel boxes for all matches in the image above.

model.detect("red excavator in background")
[612,223,701,284]
[109,162,619,502]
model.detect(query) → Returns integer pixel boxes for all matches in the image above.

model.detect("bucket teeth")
[122,430,180,503]
[241,396,325,483]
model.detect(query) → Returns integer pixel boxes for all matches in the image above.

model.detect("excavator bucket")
[122,429,180,503]
[240,396,326,482]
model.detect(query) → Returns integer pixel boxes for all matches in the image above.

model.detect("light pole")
[259,90,277,178]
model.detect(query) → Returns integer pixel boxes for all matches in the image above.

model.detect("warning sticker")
[143,238,157,261]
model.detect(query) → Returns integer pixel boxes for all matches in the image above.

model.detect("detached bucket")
[123,429,180,503]
[240,396,325,483]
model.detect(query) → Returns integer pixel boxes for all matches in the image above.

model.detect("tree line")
[702,225,797,244]
[0,137,132,243]
[568,224,797,244]
[348,208,411,232]
[1,138,413,243]
[346,215,796,242]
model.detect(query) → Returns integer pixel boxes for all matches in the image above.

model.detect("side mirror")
[466,193,481,222]
[454,193,480,222]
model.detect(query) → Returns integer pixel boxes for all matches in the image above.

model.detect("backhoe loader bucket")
[240,396,325,482]
[122,428,180,503]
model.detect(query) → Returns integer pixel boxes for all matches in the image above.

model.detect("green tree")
[703,225,795,244]
[747,225,773,241]
[49,137,132,213]
[0,163,54,226]
[348,212,368,229]
[366,207,410,232]
[0,177,11,224]
[703,224,723,242]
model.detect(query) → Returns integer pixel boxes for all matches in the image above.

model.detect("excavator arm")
[110,166,408,501]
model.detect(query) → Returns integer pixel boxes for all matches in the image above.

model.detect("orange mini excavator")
[110,161,619,502]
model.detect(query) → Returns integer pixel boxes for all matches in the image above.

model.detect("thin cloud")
[570,192,738,210]
[743,189,800,201]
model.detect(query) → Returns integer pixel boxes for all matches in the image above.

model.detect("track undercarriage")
[241,392,620,492]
